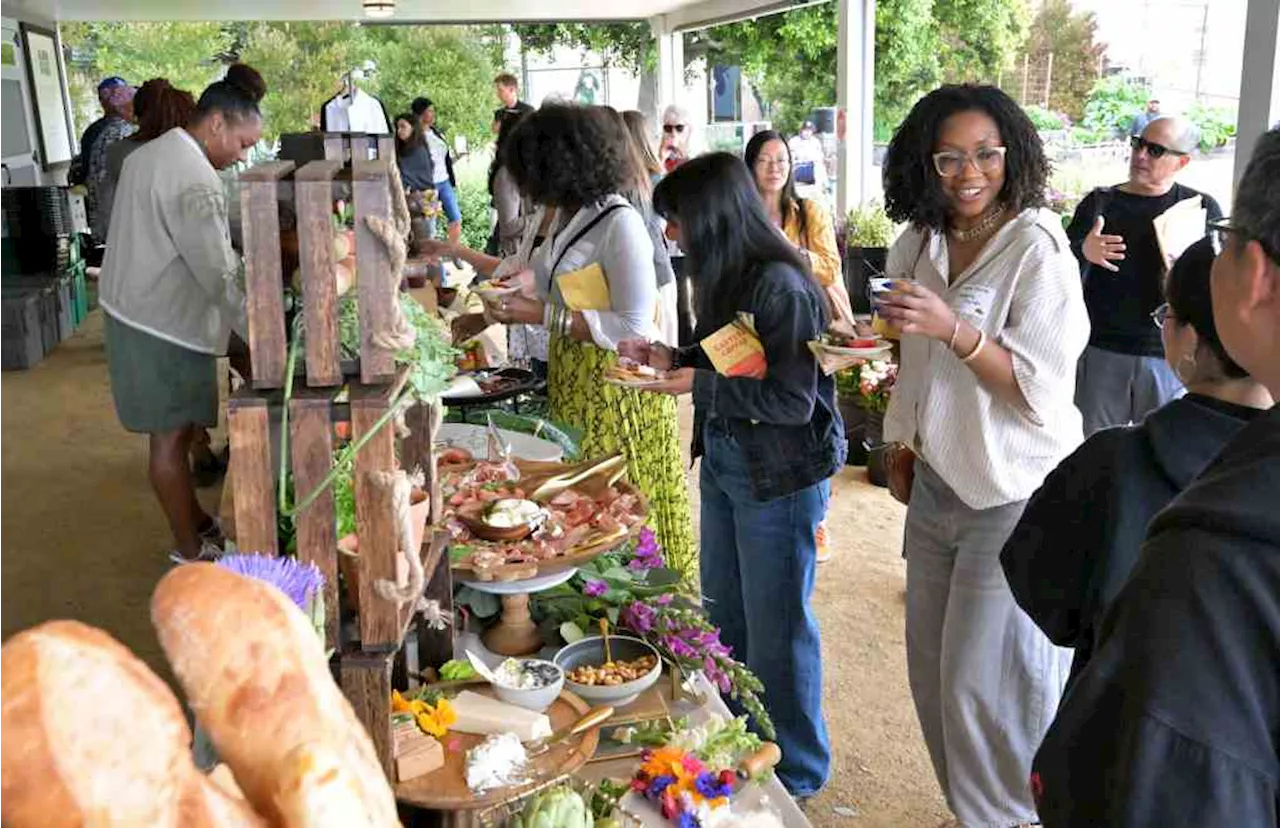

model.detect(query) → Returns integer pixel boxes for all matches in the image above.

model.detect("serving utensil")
[526,705,615,758]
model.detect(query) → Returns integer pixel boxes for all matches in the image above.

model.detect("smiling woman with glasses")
[878,83,1090,828]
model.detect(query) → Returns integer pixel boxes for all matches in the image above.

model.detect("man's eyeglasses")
[1130,135,1188,160]
[932,146,1007,178]
[662,124,687,134]
[1150,302,1172,329]
[1209,216,1280,262]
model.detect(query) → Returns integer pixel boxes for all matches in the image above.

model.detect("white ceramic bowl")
[489,658,565,712]
[554,635,663,708]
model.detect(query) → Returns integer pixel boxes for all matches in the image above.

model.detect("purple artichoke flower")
[217,554,324,612]
[583,579,609,597]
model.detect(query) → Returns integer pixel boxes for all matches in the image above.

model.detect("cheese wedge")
[450,690,553,741]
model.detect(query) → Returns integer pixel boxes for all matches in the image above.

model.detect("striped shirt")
[883,207,1089,509]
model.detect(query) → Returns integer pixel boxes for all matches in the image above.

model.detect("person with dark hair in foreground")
[622,152,844,798]
[482,103,696,576]
[1031,128,1280,827]
[99,64,265,564]
[1001,236,1271,689]
[878,84,1089,827]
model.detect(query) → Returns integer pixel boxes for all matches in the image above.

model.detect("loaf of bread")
[0,620,266,828]
[152,563,400,827]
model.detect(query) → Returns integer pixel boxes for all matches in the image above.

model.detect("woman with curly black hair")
[482,103,696,578]
[876,84,1089,826]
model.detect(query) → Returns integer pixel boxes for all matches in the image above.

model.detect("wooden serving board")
[394,686,601,812]
[447,466,650,584]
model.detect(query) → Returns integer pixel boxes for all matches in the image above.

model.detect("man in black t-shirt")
[491,72,534,134]
[1067,116,1223,434]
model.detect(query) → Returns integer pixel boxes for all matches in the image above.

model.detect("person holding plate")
[876,84,1089,827]
[618,152,845,798]
[481,104,696,579]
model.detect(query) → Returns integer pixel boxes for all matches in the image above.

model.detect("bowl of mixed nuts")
[554,635,663,708]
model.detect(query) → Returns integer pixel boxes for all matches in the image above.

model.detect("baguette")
[152,563,400,827]
[0,620,266,828]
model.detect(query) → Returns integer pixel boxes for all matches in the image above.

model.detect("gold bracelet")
[960,329,988,363]
[947,318,962,352]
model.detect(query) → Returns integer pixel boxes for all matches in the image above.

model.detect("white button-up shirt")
[884,207,1090,509]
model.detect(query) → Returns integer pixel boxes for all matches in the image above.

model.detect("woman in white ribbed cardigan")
[876,85,1089,828]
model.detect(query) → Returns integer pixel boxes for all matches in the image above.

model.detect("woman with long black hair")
[620,152,844,799]
[877,84,1088,827]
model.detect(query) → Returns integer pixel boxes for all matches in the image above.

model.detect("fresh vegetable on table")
[512,784,593,828]
[439,658,478,682]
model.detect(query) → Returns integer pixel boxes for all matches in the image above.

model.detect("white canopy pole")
[1234,0,1280,185]
[836,0,876,219]
[651,15,685,126]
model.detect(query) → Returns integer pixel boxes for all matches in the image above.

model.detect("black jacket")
[1032,404,1280,827]
[681,261,845,501]
[1002,394,1263,687]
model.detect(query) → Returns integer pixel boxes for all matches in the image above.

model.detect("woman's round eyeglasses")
[932,146,1007,178]
[1150,302,1172,329]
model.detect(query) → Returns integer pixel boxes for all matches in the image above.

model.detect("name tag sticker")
[952,283,997,324]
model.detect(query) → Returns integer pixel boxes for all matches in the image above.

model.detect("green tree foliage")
[515,0,1026,139]
[1081,75,1150,137]
[1014,0,1106,120]
[363,26,500,153]
[61,22,499,149]
[513,23,654,73]
[236,22,370,144]
[60,22,232,130]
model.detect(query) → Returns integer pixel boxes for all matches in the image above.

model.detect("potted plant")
[840,202,895,314]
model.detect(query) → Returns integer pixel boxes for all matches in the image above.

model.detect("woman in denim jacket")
[620,152,845,798]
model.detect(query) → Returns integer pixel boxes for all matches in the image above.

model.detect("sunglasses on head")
[662,124,687,134]
[1130,135,1188,160]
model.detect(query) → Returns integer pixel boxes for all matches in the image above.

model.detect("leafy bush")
[1024,105,1070,131]
[455,175,493,253]
[843,201,896,248]
[1070,124,1113,145]
[1081,76,1150,138]
[1186,103,1237,152]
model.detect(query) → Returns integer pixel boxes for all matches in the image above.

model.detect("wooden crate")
[238,154,400,390]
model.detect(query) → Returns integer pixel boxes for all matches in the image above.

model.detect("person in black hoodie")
[1030,127,1280,827]
[1001,236,1271,688]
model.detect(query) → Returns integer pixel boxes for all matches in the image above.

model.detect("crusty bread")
[0,620,266,828]
[151,563,400,827]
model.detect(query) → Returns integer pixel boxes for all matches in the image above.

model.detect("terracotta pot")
[336,487,432,605]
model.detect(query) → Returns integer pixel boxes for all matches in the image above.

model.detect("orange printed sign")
[701,321,767,379]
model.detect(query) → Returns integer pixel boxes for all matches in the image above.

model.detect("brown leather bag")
[885,443,916,505]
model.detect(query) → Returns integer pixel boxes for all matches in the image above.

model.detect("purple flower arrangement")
[217,554,325,640]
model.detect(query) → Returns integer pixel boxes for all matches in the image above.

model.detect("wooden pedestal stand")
[227,148,455,783]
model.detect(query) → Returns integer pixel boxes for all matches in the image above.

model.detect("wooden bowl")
[456,513,537,542]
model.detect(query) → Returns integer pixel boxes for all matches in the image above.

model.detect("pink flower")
[583,579,608,597]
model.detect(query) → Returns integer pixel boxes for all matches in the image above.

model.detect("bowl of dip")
[489,657,565,712]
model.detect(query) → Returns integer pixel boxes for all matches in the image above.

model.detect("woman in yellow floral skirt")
[482,104,697,578]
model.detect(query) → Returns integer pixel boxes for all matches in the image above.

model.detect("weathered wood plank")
[295,161,344,387]
[290,391,339,651]
[351,382,400,648]
[415,531,454,671]
[227,396,278,556]
[400,401,439,520]
[339,650,395,780]
[352,159,396,384]
[239,161,295,389]
[323,134,347,163]
[375,135,395,161]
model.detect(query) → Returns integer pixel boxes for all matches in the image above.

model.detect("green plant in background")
[1186,103,1237,152]
[455,174,494,253]
[1023,105,1070,131]
[1081,75,1150,138]
[844,201,895,248]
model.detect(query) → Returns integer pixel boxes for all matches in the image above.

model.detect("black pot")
[837,394,869,465]
[863,409,889,488]
[844,246,888,315]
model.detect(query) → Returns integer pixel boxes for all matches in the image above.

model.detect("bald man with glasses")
[1067,115,1223,434]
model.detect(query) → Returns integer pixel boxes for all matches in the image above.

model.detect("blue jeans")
[699,421,831,796]
[434,179,462,224]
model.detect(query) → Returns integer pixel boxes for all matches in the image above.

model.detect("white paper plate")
[603,375,666,389]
